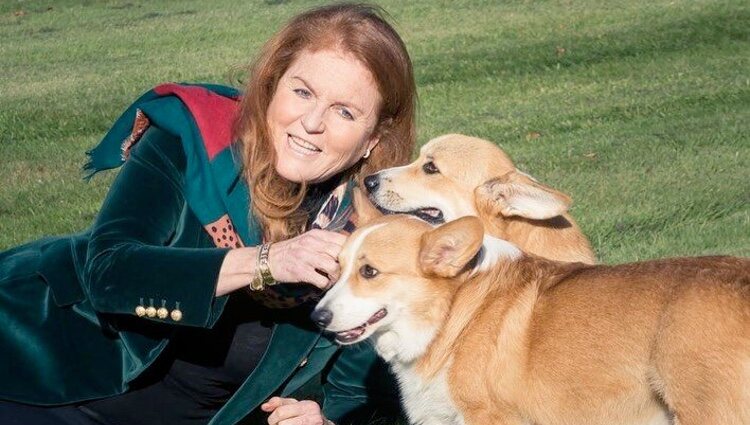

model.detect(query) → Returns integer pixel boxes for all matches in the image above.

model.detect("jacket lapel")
[210,147,259,246]
[280,335,337,397]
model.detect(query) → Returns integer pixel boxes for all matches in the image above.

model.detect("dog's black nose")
[363,174,379,193]
[310,308,333,328]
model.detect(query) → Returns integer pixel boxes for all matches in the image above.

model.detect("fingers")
[265,399,325,425]
[311,238,345,262]
[313,256,341,283]
[277,418,327,425]
[302,230,346,269]
[302,231,346,264]
[304,254,341,289]
[266,229,346,286]
[305,268,332,290]
[308,229,347,247]
[261,396,297,412]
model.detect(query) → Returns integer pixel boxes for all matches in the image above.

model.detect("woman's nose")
[301,104,326,134]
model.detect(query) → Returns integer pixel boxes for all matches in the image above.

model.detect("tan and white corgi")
[312,215,750,425]
[361,133,595,264]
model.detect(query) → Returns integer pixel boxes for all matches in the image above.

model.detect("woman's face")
[267,49,382,184]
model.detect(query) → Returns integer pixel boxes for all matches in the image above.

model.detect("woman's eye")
[293,88,311,98]
[338,107,354,121]
[359,264,379,279]
[422,161,440,174]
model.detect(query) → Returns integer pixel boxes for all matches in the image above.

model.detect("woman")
[0,4,416,425]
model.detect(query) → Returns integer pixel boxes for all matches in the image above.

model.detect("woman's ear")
[365,115,391,158]
[364,137,380,158]
[475,171,572,221]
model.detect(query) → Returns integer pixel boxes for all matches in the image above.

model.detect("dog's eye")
[422,161,440,174]
[359,264,379,279]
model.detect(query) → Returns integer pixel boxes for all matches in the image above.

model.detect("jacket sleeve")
[83,125,230,328]
[322,344,403,424]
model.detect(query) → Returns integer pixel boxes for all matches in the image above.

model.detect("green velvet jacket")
[0,90,398,424]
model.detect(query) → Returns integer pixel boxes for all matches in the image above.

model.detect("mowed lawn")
[0,0,748,263]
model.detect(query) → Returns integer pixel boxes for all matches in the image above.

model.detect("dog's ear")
[475,171,572,221]
[350,186,383,227]
[419,216,485,278]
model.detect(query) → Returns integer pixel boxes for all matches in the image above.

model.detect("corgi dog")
[361,133,595,264]
[312,215,750,425]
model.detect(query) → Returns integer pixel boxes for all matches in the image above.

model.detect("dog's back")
[447,255,750,425]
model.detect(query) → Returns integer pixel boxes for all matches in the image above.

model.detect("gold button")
[299,358,308,367]
[170,309,183,322]
[145,306,157,318]
[135,305,146,317]
[156,307,169,319]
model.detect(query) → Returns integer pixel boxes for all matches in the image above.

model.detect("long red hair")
[233,3,417,242]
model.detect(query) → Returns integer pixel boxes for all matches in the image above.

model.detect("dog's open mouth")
[333,308,388,344]
[370,197,445,224]
[411,207,444,224]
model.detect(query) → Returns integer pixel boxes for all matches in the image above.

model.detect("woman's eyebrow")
[291,75,365,116]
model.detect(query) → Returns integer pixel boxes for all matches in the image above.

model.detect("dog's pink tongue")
[336,325,366,343]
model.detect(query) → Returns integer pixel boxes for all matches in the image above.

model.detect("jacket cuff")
[86,245,231,328]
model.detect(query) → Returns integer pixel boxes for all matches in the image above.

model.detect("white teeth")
[288,135,321,155]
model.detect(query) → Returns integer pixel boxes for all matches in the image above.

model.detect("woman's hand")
[268,229,347,289]
[262,397,334,425]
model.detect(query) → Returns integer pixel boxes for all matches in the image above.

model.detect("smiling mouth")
[287,134,322,156]
[369,195,445,224]
[333,308,388,344]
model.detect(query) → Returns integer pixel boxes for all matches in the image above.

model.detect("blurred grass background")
[0,0,748,263]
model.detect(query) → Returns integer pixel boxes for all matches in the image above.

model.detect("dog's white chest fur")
[392,362,465,425]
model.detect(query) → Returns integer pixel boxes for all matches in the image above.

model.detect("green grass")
[0,0,748,263]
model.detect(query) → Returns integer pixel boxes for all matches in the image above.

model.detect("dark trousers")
[0,401,104,425]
